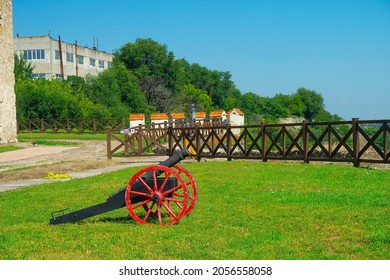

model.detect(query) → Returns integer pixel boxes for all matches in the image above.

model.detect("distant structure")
[170,112,185,127]
[14,35,113,80]
[195,112,206,125]
[0,0,17,144]
[129,113,145,128]
[210,110,227,122]
[150,113,169,124]
[227,108,245,134]
[227,108,245,126]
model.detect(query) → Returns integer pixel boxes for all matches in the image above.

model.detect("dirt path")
[0,140,167,183]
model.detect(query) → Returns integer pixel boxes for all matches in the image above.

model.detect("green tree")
[84,64,148,118]
[273,93,305,117]
[14,53,34,80]
[294,87,325,121]
[15,79,110,120]
[115,38,178,111]
[178,84,210,113]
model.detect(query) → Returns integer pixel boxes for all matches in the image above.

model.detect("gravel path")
[0,140,168,191]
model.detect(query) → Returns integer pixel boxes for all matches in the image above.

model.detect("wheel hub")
[151,194,160,203]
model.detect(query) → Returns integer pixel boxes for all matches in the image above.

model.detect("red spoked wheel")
[125,165,188,225]
[171,165,197,216]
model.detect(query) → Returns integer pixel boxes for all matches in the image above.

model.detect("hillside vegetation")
[15,38,341,124]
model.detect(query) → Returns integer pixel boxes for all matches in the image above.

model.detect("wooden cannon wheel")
[125,165,189,225]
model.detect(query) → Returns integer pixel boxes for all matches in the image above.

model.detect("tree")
[115,38,179,110]
[84,64,148,118]
[294,87,325,121]
[273,93,304,117]
[14,53,34,80]
[15,79,110,120]
[178,84,210,113]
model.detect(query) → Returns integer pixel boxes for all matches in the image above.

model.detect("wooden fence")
[107,118,390,167]
[17,118,125,133]
[106,118,223,158]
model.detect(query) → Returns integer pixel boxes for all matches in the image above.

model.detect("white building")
[226,108,245,126]
[129,114,145,128]
[226,108,245,135]
[14,35,113,80]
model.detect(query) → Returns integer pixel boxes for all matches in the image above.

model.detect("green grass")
[0,161,389,260]
[0,145,23,153]
[30,140,81,146]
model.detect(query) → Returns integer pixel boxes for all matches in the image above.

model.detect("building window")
[23,49,45,60]
[77,55,84,65]
[66,52,74,63]
[55,74,63,80]
[98,60,105,68]
[32,73,46,79]
[55,50,61,60]
[90,58,96,67]
[108,62,112,68]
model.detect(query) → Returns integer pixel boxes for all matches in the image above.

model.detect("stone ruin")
[0,0,17,144]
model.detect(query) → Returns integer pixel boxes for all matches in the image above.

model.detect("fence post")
[352,118,360,167]
[384,121,388,161]
[41,118,45,132]
[124,133,129,156]
[67,119,70,133]
[261,123,267,162]
[303,120,309,163]
[226,124,232,161]
[93,119,97,134]
[196,126,201,162]
[106,128,112,160]
[137,124,143,155]
[168,125,173,156]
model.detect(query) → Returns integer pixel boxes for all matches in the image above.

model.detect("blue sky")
[13,0,390,120]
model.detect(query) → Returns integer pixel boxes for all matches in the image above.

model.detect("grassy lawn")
[30,140,81,146]
[0,145,23,153]
[0,161,388,260]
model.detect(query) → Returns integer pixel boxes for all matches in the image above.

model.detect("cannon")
[50,148,197,226]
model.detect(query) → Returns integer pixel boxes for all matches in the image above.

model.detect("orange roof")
[129,114,145,121]
[226,108,245,116]
[150,113,169,120]
[196,112,206,118]
[170,112,185,119]
[209,110,226,117]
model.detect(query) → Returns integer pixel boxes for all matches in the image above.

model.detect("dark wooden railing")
[107,118,390,167]
[17,118,126,134]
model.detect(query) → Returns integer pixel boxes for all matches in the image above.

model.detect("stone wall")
[0,0,17,143]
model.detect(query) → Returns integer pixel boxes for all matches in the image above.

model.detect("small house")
[150,113,169,124]
[226,108,245,126]
[226,108,245,134]
[170,112,186,127]
[209,110,226,121]
[129,113,145,128]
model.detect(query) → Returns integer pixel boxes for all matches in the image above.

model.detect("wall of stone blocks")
[0,0,17,144]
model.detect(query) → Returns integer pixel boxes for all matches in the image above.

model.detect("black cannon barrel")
[147,148,191,178]
[50,148,191,225]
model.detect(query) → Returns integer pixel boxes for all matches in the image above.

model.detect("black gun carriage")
[50,148,197,226]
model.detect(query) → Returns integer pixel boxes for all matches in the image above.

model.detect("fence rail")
[17,118,126,134]
[107,118,390,167]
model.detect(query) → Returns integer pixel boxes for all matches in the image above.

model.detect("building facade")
[129,114,145,128]
[14,35,113,80]
[0,0,17,144]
